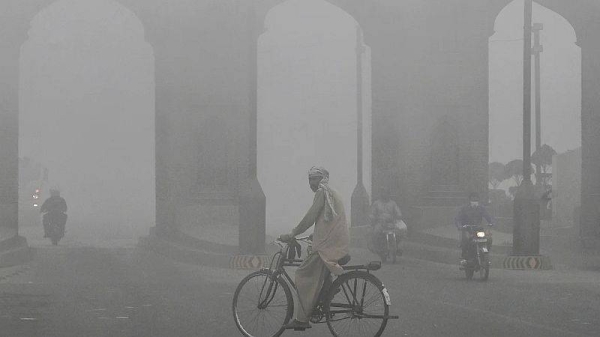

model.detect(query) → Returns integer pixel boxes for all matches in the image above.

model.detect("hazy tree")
[504,159,524,187]
[489,162,506,189]
[532,144,557,187]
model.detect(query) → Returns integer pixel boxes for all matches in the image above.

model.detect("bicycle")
[232,236,398,337]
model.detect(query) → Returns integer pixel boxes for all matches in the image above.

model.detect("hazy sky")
[489,0,581,165]
[258,0,371,233]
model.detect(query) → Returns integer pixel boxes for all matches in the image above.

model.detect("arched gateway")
[2,0,600,254]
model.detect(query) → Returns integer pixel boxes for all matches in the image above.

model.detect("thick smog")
[0,0,598,336]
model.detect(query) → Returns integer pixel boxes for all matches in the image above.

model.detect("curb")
[0,264,33,283]
[229,255,271,269]
[502,255,553,270]
[0,236,34,268]
[139,231,555,272]
[138,234,271,270]
[350,227,508,269]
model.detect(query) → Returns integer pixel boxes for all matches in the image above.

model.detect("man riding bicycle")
[278,166,349,330]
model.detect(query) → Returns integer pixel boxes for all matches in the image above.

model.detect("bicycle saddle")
[338,254,351,266]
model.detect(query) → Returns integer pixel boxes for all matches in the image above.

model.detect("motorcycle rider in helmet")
[40,188,68,238]
[455,192,494,265]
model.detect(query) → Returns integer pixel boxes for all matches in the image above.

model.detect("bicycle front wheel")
[232,270,293,337]
[325,271,390,337]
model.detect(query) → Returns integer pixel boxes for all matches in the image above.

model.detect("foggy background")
[14,0,582,239]
[258,0,371,234]
[489,0,581,165]
[19,0,155,242]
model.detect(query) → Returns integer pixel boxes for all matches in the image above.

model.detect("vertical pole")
[513,0,540,256]
[351,26,370,227]
[522,0,533,184]
[356,26,364,186]
[533,23,543,187]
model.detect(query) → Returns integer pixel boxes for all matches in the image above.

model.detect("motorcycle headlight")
[476,232,486,238]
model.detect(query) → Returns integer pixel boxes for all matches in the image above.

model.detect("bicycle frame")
[263,237,310,301]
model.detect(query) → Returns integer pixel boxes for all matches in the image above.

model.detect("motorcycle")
[43,211,67,246]
[376,223,403,264]
[459,225,490,281]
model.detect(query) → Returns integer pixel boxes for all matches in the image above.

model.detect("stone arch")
[257,0,372,232]
[19,0,155,239]
[488,0,600,241]
[489,0,581,165]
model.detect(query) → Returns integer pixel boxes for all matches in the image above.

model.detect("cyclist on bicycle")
[279,166,349,330]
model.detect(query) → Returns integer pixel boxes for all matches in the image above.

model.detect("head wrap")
[308,166,338,222]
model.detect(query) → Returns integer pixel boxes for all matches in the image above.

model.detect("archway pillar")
[578,21,600,243]
[0,19,34,265]
[0,35,21,242]
[238,2,265,254]
[143,2,265,253]
[0,11,34,245]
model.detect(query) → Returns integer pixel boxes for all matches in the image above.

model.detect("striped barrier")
[502,255,553,270]
[229,255,271,269]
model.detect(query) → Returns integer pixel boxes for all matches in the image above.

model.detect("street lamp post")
[532,23,544,187]
[351,25,370,227]
[513,0,540,256]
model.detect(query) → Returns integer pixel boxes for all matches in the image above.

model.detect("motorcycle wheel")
[465,268,474,280]
[479,255,490,281]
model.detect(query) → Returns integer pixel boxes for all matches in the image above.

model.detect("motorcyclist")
[454,192,494,264]
[368,187,405,255]
[40,188,68,238]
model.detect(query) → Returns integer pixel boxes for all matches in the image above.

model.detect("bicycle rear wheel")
[232,270,293,337]
[325,271,390,337]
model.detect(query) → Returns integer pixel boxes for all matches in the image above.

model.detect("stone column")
[351,26,370,227]
[238,2,266,254]
[0,26,23,241]
[579,22,600,243]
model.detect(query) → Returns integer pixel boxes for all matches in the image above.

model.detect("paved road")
[0,241,599,337]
